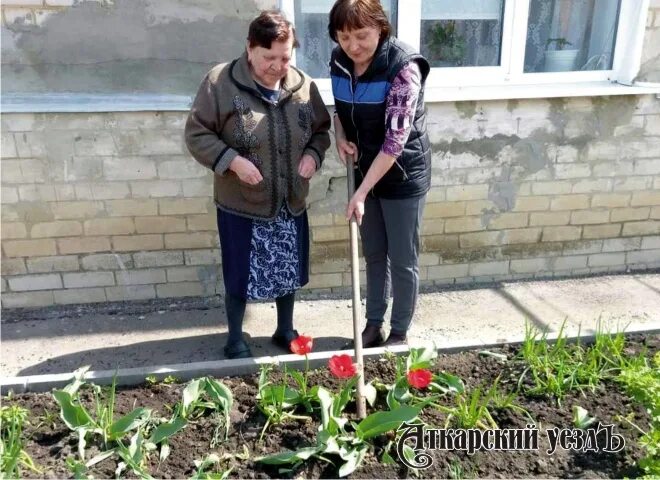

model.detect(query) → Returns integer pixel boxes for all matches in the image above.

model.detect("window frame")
[281,0,655,103]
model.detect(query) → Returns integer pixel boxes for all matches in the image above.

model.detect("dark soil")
[7,333,658,479]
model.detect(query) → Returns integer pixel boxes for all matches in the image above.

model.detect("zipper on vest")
[334,59,371,195]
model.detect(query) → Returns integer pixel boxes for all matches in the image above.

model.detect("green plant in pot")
[428,20,466,66]
[544,37,579,72]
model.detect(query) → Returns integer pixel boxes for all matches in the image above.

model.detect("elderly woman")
[329,0,431,347]
[185,10,331,359]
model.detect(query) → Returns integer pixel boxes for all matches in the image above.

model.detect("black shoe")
[223,339,252,359]
[271,329,299,352]
[383,330,407,347]
[362,325,386,348]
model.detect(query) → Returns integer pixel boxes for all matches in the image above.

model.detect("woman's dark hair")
[328,0,391,43]
[247,10,299,49]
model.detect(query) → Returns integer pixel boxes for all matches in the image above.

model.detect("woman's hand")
[298,154,317,179]
[346,188,367,225]
[336,138,358,166]
[229,156,263,185]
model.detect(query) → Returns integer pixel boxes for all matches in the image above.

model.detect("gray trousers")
[360,193,426,333]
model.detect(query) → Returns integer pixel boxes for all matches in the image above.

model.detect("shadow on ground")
[15,334,349,377]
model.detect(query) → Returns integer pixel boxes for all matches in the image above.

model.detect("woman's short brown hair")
[247,10,300,49]
[328,0,391,43]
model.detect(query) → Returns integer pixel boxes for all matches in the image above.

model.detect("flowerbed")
[2,327,658,479]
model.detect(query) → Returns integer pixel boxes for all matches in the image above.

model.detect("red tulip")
[328,354,357,379]
[407,368,433,389]
[290,335,313,355]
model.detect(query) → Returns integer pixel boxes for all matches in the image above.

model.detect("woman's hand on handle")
[336,139,358,166]
[229,156,263,185]
[346,188,367,225]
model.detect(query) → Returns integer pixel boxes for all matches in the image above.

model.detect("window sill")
[2,82,658,114]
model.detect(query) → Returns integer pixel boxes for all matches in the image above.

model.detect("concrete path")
[1,273,659,378]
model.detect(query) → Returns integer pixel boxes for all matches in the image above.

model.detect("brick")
[2,291,55,309]
[63,157,104,182]
[50,201,105,219]
[130,181,182,198]
[104,157,157,181]
[157,281,209,298]
[563,240,602,255]
[627,139,660,158]
[591,193,630,208]
[134,251,184,268]
[105,285,157,302]
[631,191,660,206]
[554,163,591,179]
[622,221,660,236]
[1,133,18,158]
[187,214,217,232]
[58,237,111,254]
[510,258,550,274]
[653,206,660,219]
[466,167,503,184]
[550,195,590,211]
[459,232,500,248]
[487,213,528,230]
[136,216,187,234]
[646,115,660,135]
[512,196,550,212]
[542,226,582,242]
[306,273,343,289]
[313,226,350,242]
[530,211,570,226]
[116,131,184,156]
[1,113,35,132]
[610,207,650,222]
[2,159,46,183]
[446,184,489,201]
[31,221,82,238]
[418,253,440,266]
[8,273,62,291]
[157,158,207,179]
[465,200,497,216]
[27,255,79,273]
[115,269,166,285]
[18,185,56,202]
[582,223,621,239]
[613,176,653,191]
[308,213,334,227]
[164,233,217,250]
[555,145,579,163]
[1,187,19,204]
[421,219,444,235]
[166,266,210,282]
[427,263,469,279]
[3,239,57,257]
[54,185,76,201]
[468,261,509,276]
[571,179,612,194]
[159,198,210,215]
[425,202,465,218]
[588,253,626,267]
[586,141,618,160]
[104,199,158,217]
[422,234,459,252]
[570,210,610,225]
[499,228,540,245]
[602,237,642,253]
[592,161,634,177]
[627,249,660,265]
[81,253,133,271]
[182,179,213,197]
[445,217,484,233]
[634,159,660,175]
[76,183,131,200]
[641,236,660,249]
[112,234,164,252]
[84,218,135,236]
[54,288,107,305]
[553,256,588,271]
[1,258,27,275]
[63,272,115,288]
[1,222,27,239]
[73,132,116,156]
[185,249,221,265]
[426,187,446,202]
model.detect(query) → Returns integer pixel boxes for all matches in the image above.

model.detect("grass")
[0,404,41,478]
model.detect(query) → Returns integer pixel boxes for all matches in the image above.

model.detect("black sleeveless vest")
[330,37,431,198]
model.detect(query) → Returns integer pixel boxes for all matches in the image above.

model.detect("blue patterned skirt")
[216,205,309,300]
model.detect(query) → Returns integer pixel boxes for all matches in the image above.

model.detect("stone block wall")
[2,94,659,308]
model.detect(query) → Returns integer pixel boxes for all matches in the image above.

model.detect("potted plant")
[544,37,579,72]
[427,20,466,67]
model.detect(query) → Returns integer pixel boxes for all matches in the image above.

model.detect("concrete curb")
[2,325,658,394]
